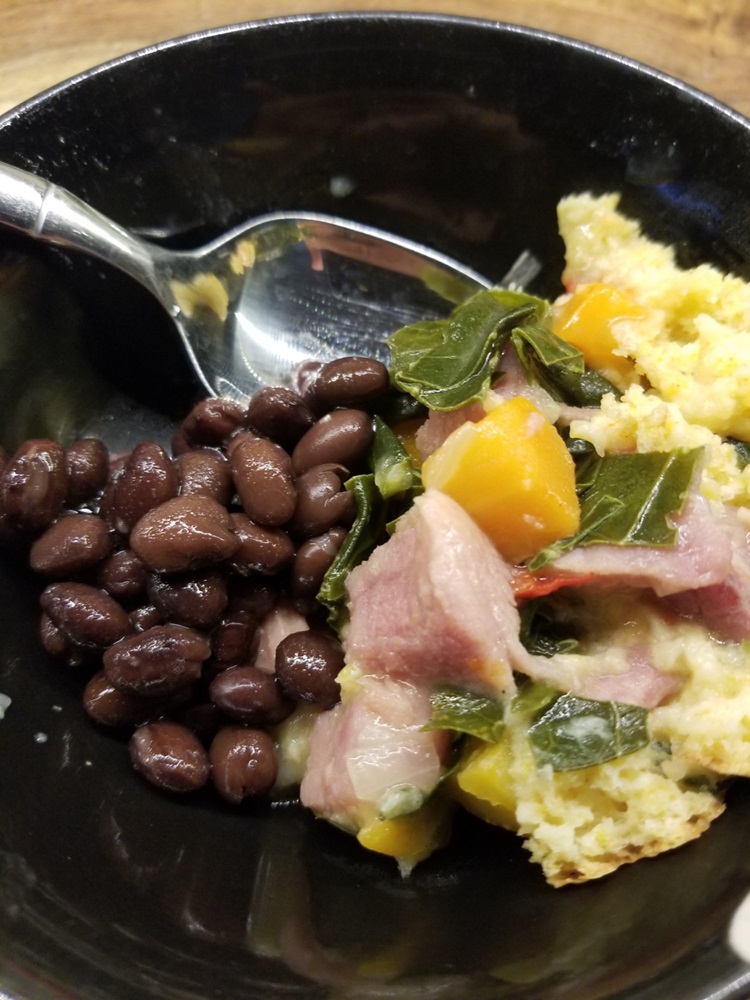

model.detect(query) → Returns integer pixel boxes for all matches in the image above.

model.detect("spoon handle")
[0,161,165,301]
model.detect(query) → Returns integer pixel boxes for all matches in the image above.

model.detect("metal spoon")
[0,161,539,402]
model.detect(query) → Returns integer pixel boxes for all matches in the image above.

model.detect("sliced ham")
[548,486,732,597]
[299,673,450,832]
[415,401,485,461]
[344,489,524,697]
[665,508,750,640]
[253,599,309,673]
[526,639,682,709]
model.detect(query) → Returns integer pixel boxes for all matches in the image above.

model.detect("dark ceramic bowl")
[3,13,750,1000]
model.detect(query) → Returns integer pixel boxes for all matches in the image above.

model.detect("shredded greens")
[530,447,703,570]
[425,687,506,743]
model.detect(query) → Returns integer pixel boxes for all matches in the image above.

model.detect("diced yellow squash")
[421,396,579,563]
[450,734,519,831]
[356,794,453,874]
[552,282,641,380]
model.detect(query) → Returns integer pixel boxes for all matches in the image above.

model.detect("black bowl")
[3,13,750,1000]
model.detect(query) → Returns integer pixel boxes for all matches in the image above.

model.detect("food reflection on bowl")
[4,12,750,1000]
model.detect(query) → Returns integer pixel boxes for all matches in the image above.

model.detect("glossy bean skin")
[275,629,343,708]
[310,356,389,409]
[174,448,233,505]
[147,569,228,631]
[130,496,239,573]
[229,512,294,576]
[40,582,131,649]
[1,439,69,532]
[130,720,210,793]
[210,609,258,667]
[209,664,292,725]
[83,671,189,728]
[65,438,110,506]
[103,623,210,696]
[289,464,354,538]
[291,527,347,599]
[291,409,373,475]
[110,441,178,535]
[179,398,246,448]
[97,548,149,602]
[230,435,297,528]
[128,604,164,633]
[29,513,113,576]
[245,386,315,448]
[209,725,278,803]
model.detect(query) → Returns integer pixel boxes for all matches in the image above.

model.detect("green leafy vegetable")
[387,288,545,411]
[527,693,649,771]
[728,436,750,470]
[518,602,580,657]
[530,447,702,570]
[317,474,386,628]
[511,323,620,407]
[425,687,506,743]
[370,415,422,500]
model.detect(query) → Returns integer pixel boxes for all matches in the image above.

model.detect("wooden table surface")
[1,0,749,121]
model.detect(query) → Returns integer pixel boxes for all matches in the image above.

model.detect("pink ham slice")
[253,599,309,673]
[344,489,522,697]
[548,486,732,597]
[665,508,750,640]
[299,673,450,832]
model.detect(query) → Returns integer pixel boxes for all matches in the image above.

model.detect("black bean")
[103,623,210,697]
[83,671,189,728]
[128,604,164,633]
[179,398,246,448]
[65,438,110,506]
[97,548,149,601]
[245,386,315,448]
[230,435,297,528]
[275,629,343,708]
[291,527,348,599]
[29,513,113,576]
[174,448,233,504]
[130,496,239,573]
[310,356,389,409]
[229,512,294,576]
[210,607,257,667]
[130,720,210,793]
[209,725,277,803]
[0,439,69,532]
[39,611,72,659]
[289,464,354,538]
[209,664,292,725]
[147,569,228,631]
[40,581,131,649]
[110,441,178,536]
[291,409,373,475]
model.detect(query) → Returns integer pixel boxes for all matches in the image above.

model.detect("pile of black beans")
[0,356,389,804]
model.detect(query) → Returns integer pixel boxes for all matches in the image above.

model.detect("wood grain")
[1,0,749,119]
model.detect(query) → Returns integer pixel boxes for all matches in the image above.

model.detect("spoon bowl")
[0,162,539,401]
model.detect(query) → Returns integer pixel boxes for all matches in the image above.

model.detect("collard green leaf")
[511,324,620,407]
[529,447,702,570]
[527,693,649,771]
[425,687,506,743]
[387,288,544,411]
[728,436,750,470]
[317,474,386,629]
[370,415,422,500]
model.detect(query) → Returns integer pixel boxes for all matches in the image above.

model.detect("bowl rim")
[2,10,749,133]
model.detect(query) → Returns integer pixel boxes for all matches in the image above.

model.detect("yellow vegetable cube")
[451,735,519,831]
[552,282,642,381]
[422,396,579,563]
[356,795,453,875]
